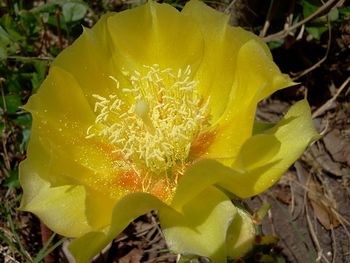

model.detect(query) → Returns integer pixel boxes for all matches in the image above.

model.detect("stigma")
[134,99,155,134]
[86,65,209,174]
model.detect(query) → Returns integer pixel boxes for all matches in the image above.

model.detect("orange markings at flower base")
[95,131,187,203]
[115,170,143,192]
[116,170,173,203]
[189,131,217,160]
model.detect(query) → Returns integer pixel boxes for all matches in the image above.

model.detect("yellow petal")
[204,39,294,164]
[107,1,203,72]
[27,117,120,228]
[171,159,232,210]
[24,66,95,123]
[220,99,319,197]
[54,1,204,108]
[22,66,97,187]
[233,134,281,170]
[231,39,294,102]
[252,121,275,135]
[69,231,107,263]
[226,208,255,259]
[70,188,236,263]
[23,66,121,229]
[69,193,173,263]
[245,100,319,194]
[84,190,116,230]
[52,13,122,106]
[162,186,236,263]
[178,100,318,199]
[182,0,270,121]
[19,172,91,237]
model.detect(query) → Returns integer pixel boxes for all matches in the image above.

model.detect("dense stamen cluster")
[86,64,208,173]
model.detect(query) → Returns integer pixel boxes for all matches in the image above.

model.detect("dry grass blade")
[292,18,332,80]
[1,204,32,262]
[32,236,67,263]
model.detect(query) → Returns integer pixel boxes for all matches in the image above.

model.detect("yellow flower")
[19,1,318,262]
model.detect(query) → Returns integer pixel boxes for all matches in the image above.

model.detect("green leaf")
[0,47,7,60]
[306,26,327,40]
[31,61,48,92]
[302,0,318,18]
[4,170,20,189]
[31,73,43,93]
[34,60,48,77]
[267,40,284,50]
[0,25,18,58]
[62,2,88,22]
[0,94,21,113]
[32,234,67,263]
[19,11,41,35]
[328,7,339,21]
[20,128,31,151]
[302,0,338,23]
[30,2,59,14]
[0,14,24,42]
[46,14,66,29]
[48,46,61,57]
[0,25,12,46]
[15,113,32,127]
[7,78,22,93]
[339,6,350,19]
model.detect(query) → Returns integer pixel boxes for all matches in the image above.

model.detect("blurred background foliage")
[0,0,349,262]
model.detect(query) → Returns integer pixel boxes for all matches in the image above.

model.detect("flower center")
[86,65,208,174]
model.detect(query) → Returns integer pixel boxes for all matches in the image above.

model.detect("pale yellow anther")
[86,64,209,173]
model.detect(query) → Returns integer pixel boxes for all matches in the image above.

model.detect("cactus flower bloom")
[20,1,318,262]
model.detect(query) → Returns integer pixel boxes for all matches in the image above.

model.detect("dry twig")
[263,0,341,42]
[292,18,332,80]
[312,77,350,118]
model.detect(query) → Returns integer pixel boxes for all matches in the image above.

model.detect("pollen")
[86,65,209,175]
